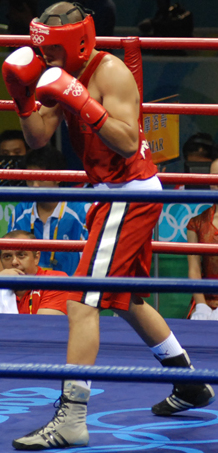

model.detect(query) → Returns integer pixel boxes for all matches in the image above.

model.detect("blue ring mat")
[1,314,218,453]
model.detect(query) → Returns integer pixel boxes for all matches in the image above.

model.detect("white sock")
[76,380,92,390]
[65,364,91,390]
[150,331,184,361]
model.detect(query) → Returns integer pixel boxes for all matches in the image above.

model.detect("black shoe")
[152,349,215,416]
[152,383,215,416]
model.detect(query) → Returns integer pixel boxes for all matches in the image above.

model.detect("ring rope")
[0,187,217,203]
[0,169,89,182]
[0,100,41,111]
[142,103,218,116]
[151,242,218,255]
[0,238,218,256]
[1,35,218,50]
[159,173,218,185]
[0,275,217,293]
[0,239,86,252]
[0,170,217,185]
[0,363,217,384]
[1,100,218,116]
[99,36,218,51]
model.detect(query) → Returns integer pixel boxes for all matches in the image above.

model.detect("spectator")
[183,132,216,170]
[138,1,193,39]
[8,146,90,275]
[175,132,218,190]
[0,129,31,186]
[80,0,116,36]
[7,0,38,35]
[187,157,218,320]
[0,230,68,315]
[0,129,30,156]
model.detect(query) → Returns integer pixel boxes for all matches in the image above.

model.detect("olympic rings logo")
[158,202,211,242]
[63,81,83,97]
[31,35,45,45]
[72,85,83,96]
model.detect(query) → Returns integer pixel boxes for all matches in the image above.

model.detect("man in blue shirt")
[8,146,90,275]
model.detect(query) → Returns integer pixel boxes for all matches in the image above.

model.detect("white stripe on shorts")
[84,202,127,307]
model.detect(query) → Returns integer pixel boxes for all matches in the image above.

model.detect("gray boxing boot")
[152,350,215,416]
[12,380,90,450]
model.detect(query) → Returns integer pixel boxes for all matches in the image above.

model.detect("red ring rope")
[0,170,216,185]
[1,35,218,50]
[0,239,217,255]
[1,100,218,116]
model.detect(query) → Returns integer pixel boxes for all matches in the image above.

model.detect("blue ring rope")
[0,275,217,293]
[0,363,218,383]
[0,187,218,203]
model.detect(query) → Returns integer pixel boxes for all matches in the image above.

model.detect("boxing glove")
[36,67,108,131]
[2,46,46,118]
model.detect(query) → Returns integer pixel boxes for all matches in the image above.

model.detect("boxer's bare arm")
[91,56,140,158]
[20,55,140,155]
[20,103,63,149]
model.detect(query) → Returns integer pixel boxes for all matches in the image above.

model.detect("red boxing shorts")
[68,200,162,311]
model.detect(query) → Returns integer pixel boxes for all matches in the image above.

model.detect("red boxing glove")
[2,46,46,118]
[36,67,108,131]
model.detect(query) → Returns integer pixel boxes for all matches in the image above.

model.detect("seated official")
[0,230,68,315]
[8,146,90,275]
[187,158,218,320]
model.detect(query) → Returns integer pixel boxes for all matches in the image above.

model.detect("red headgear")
[29,3,96,73]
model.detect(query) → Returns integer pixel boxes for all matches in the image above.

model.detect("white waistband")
[94,175,162,191]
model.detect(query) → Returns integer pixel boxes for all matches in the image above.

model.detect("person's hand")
[36,67,108,131]
[2,46,46,117]
[190,303,212,320]
[0,269,25,276]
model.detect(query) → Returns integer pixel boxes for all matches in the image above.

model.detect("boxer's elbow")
[122,136,139,158]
